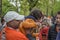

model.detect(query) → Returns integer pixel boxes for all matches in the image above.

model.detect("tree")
[2,0,60,16]
[0,0,2,17]
[2,0,17,17]
[28,0,38,11]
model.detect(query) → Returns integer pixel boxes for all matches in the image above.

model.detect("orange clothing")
[5,27,29,40]
[19,19,37,35]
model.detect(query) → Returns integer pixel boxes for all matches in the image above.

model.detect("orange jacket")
[5,27,29,40]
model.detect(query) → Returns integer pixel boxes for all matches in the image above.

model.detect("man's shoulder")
[15,32,28,40]
[9,31,28,40]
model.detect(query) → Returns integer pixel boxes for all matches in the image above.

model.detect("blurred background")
[1,0,60,17]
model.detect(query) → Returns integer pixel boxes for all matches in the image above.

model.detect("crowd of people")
[0,8,60,40]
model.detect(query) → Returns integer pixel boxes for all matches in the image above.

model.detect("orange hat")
[19,19,37,35]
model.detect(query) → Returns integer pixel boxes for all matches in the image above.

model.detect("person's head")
[4,11,25,29]
[19,19,37,35]
[55,11,60,25]
[29,9,43,22]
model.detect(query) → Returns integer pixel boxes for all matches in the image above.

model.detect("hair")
[57,11,60,14]
[55,11,60,17]
[29,9,43,20]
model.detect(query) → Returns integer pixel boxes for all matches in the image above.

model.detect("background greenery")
[1,0,60,17]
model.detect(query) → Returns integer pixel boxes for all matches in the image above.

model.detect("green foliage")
[19,0,29,16]
[2,0,17,17]
[20,0,60,16]
[2,0,60,16]
[53,1,60,14]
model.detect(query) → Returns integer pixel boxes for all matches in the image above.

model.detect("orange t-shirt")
[5,27,29,40]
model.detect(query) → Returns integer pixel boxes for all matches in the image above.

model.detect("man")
[29,9,44,40]
[3,11,28,40]
[29,8,44,31]
[48,11,60,40]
